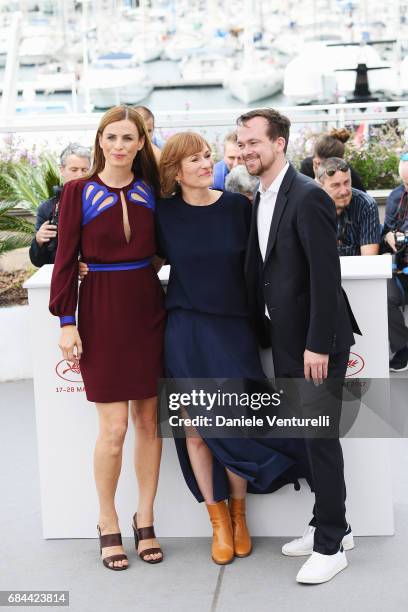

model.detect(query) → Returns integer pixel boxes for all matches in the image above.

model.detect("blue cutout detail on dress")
[82,182,118,226]
[127,180,155,211]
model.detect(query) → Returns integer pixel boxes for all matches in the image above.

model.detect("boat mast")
[242,0,255,71]
[1,12,22,116]
[81,0,92,113]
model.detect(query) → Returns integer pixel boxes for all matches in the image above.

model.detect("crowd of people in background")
[29,107,408,371]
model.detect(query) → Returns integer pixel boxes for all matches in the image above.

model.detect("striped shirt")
[336,188,381,257]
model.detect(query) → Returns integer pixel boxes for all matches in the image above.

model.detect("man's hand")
[78,261,89,280]
[35,220,57,247]
[385,231,404,253]
[304,349,329,385]
[59,326,83,364]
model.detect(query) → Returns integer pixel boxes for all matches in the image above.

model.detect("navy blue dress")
[156,191,307,502]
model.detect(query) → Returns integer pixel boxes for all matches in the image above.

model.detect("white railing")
[0,100,408,133]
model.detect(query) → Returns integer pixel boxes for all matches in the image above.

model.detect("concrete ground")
[1,380,407,612]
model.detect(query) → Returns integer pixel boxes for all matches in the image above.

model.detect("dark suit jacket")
[29,187,62,267]
[245,163,360,375]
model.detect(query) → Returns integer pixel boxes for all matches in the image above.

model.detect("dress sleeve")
[49,180,82,327]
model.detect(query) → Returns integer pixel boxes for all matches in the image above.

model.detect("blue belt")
[87,258,151,272]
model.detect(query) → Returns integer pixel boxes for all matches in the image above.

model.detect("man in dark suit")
[236,108,360,585]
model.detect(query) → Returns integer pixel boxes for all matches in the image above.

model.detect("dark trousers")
[387,276,408,354]
[273,345,349,555]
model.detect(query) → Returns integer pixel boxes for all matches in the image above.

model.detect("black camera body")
[395,231,408,249]
[47,201,60,253]
[394,230,408,272]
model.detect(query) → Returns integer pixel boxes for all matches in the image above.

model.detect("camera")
[47,202,59,253]
[395,231,408,250]
[394,231,408,273]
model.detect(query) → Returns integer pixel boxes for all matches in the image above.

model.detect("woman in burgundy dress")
[49,106,166,570]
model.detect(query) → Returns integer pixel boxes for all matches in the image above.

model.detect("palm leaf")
[0,232,32,256]
[0,157,61,212]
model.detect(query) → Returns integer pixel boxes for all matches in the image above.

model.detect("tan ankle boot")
[206,501,234,565]
[229,497,252,558]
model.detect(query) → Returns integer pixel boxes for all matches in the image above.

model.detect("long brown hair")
[87,105,160,197]
[159,132,211,198]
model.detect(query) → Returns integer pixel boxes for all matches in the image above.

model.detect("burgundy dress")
[49,174,165,403]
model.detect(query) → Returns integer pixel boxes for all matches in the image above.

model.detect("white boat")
[400,55,408,93]
[224,64,283,104]
[19,36,62,66]
[284,42,400,103]
[163,32,205,61]
[223,0,283,104]
[82,66,153,109]
[180,55,236,84]
[0,40,6,68]
[130,37,164,63]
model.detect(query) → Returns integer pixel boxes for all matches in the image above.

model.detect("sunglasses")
[317,161,349,179]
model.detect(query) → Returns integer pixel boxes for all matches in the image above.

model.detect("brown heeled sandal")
[97,525,129,571]
[132,513,163,564]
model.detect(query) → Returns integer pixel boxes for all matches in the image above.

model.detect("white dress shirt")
[257,161,289,261]
[257,161,289,317]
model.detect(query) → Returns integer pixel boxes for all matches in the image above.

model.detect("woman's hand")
[78,261,89,280]
[59,326,83,364]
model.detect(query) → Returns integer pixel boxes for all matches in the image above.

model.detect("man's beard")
[335,197,351,214]
[244,153,276,177]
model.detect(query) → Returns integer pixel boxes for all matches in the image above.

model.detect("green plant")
[0,156,61,212]
[345,126,403,190]
[0,201,34,257]
[288,124,405,190]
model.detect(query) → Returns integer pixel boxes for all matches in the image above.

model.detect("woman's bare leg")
[226,468,247,499]
[185,424,216,504]
[130,396,162,561]
[94,401,129,568]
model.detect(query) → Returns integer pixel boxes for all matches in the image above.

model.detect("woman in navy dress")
[50,106,166,570]
[156,132,307,565]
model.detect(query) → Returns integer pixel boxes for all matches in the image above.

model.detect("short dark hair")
[236,108,291,153]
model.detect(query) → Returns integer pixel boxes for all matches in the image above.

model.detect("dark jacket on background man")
[383,184,408,235]
[29,186,62,267]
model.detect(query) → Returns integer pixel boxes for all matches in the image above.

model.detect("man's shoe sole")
[390,363,408,372]
[282,535,354,557]
[296,558,348,584]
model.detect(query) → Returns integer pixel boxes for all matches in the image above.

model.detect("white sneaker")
[282,525,354,556]
[296,550,348,584]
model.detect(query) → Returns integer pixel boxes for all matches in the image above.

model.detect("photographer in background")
[383,154,408,372]
[29,143,91,267]
[316,157,381,257]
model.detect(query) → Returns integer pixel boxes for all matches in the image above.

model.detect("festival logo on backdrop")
[346,352,365,377]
